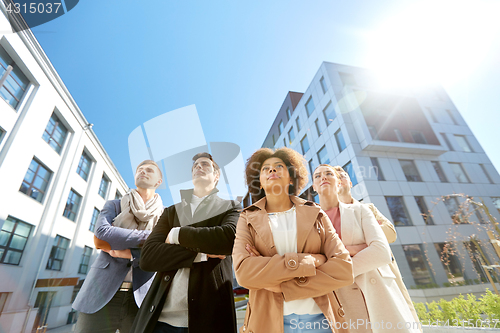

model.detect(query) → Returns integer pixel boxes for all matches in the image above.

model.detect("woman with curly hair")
[232,148,354,333]
[312,164,420,333]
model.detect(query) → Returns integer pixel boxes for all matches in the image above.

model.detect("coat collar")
[244,196,321,255]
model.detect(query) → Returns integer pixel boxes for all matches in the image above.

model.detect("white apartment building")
[0,5,129,333]
[259,61,500,303]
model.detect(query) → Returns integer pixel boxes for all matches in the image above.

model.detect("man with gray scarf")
[73,160,164,333]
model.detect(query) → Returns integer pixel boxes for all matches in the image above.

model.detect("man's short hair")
[192,153,220,175]
[136,160,163,180]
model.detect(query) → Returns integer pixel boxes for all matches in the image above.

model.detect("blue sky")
[31,0,500,205]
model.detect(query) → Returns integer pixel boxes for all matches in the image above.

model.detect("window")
[342,161,358,186]
[464,241,489,282]
[454,135,473,152]
[278,120,284,136]
[98,174,110,198]
[394,129,404,142]
[426,107,438,122]
[296,116,302,132]
[286,107,292,120]
[322,102,336,125]
[76,151,92,181]
[480,164,494,184]
[492,197,500,214]
[444,197,466,224]
[287,127,295,143]
[315,118,325,136]
[411,131,427,144]
[305,97,315,117]
[63,189,82,221]
[319,76,327,94]
[89,208,100,232]
[272,134,276,146]
[431,161,447,182]
[46,235,70,271]
[42,113,68,154]
[0,292,10,313]
[399,160,422,182]
[317,146,329,165]
[339,72,356,86]
[385,196,412,226]
[370,157,385,181]
[19,158,52,203]
[335,129,346,152]
[441,133,454,151]
[446,109,458,125]
[0,126,5,144]
[0,46,29,109]
[368,126,378,140]
[300,135,310,154]
[0,216,33,265]
[308,159,315,176]
[115,191,123,200]
[435,243,465,283]
[414,196,434,225]
[403,244,435,286]
[283,138,287,147]
[78,246,93,274]
[449,163,470,183]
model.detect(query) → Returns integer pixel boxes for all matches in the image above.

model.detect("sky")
[29,0,500,206]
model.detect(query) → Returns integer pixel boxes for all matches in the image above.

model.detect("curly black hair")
[245,147,308,202]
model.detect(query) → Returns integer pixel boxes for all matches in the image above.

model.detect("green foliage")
[414,289,500,327]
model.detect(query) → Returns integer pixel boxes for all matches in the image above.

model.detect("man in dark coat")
[131,153,240,333]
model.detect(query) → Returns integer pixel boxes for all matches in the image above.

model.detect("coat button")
[298,276,307,284]
[242,326,246,331]
[164,275,170,282]
[288,259,297,268]
[370,278,377,284]
[150,305,155,312]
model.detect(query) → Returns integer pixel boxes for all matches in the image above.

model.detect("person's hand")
[102,249,132,259]
[345,244,368,257]
[207,254,226,260]
[245,244,261,257]
[308,254,327,267]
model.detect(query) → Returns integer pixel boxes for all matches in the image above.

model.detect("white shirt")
[159,194,208,327]
[268,206,322,315]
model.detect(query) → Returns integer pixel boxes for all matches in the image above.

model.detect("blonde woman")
[313,164,419,333]
[233,148,353,333]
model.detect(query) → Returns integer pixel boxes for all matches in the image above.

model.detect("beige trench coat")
[233,196,354,333]
[341,201,420,333]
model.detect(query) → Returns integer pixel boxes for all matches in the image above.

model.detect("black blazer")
[131,188,241,333]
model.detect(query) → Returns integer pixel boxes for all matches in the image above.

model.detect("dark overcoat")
[131,189,240,333]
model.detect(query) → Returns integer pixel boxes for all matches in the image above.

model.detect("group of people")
[72,148,421,333]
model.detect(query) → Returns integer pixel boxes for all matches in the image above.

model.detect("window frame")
[19,158,52,203]
[295,116,302,132]
[454,135,473,152]
[0,46,30,110]
[449,162,470,183]
[399,159,422,182]
[0,216,33,265]
[335,128,346,152]
[319,76,327,94]
[300,135,310,154]
[385,196,413,226]
[63,189,82,222]
[431,161,448,182]
[89,207,100,232]
[317,145,329,165]
[78,246,93,274]
[46,235,70,271]
[42,113,68,154]
[287,126,295,143]
[322,101,335,125]
[414,196,434,225]
[305,97,315,118]
[342,161,358,187]
[98,174,111,199]
[76,151,92,181]
[370,157,385,181]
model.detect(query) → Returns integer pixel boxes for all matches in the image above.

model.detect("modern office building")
[0,4,129,333]
[257,61,500,303]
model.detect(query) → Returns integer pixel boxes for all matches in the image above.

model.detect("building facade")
[0,4,129,333]
[259,61,500,302]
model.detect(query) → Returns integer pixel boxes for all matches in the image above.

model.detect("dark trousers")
[74,289,138,333]
[152,322,188,333]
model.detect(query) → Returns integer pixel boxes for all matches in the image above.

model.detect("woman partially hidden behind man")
[232,147,420,333]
